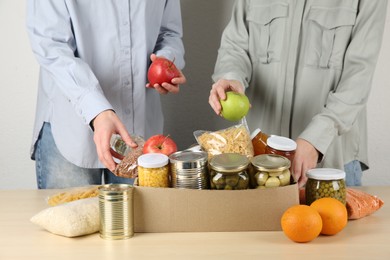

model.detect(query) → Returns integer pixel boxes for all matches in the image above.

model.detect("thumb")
[150,53,157,62]
[116,126,137,148]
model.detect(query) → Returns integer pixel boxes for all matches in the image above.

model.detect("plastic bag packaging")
[47,185,100,206]
[299,187,384,220]
[113,135,145,178]
[31,197,99,237]
[346,188,384,220]
[194,119,254,160]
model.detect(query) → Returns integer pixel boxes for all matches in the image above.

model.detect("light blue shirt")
[26,0,185,168]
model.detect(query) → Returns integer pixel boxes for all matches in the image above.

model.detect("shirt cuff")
[76,90,114,126]
[298,117,337,160]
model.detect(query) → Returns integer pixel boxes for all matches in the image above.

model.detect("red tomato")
[147,57,180,86]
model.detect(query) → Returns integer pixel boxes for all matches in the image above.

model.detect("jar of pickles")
[265,135,297,164]
[305,168,346,205]
[250,154,291,188]
[137,153,170,188]
[209,153,249,190]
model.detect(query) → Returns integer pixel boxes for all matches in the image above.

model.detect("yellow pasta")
[47,186,100,206]
[196,125,254,159]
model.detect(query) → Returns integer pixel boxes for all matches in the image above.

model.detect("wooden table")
[0,186,389,259]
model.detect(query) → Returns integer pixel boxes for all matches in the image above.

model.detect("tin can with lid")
[137,153,170,187]
[99,184,134,240]
[250,154,291,188]
[169,150,209,189]
[305,168,346,205]
[209,153,250,190]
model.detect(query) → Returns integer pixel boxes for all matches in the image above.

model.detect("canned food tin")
[169,150,209,189]
[305,168,346,205]
[99,184,134,240]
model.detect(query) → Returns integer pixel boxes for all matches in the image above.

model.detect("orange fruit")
[310,197,348,235]
[281,205,322,243]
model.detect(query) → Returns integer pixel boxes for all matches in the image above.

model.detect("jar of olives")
[305,168,346,205]
[209,153,249,190]
[250,154,291,188]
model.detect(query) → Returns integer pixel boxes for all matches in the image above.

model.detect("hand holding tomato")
[146,54,186,94]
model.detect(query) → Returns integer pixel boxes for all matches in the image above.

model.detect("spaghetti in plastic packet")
[194,119,254,160]
[113,135,145,178]
[47,185,100,206]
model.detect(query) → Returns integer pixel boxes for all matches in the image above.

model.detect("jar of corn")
[137,153,170,188]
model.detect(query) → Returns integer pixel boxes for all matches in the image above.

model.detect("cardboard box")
[133,183,299,232]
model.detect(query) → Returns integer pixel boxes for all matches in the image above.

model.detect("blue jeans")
[34,123,134,189]
[344,160,363,186]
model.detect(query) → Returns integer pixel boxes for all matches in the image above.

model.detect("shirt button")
[125,109,131,114]
[124,80,130,85]
[123,21,128,26]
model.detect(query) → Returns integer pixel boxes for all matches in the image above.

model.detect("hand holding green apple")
[220,92,250,121]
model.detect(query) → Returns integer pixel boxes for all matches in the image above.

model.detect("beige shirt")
[213,0,387,170]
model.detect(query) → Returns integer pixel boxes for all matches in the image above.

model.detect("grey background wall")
[162,0,234,148]
[1,0,389,189]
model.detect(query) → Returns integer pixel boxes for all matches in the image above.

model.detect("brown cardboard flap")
[134,183,299,232]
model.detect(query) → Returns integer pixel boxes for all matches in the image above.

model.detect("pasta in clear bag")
[194,119,254,160]
[47,185,100,206]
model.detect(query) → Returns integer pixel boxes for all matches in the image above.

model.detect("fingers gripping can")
[99,184,134,239]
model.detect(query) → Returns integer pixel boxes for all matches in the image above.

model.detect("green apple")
[220,92,250,121]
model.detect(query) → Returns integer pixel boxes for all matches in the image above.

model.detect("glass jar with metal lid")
[250,154,291,188]
[209,153,250,190]
[169,150,209,189]
[305,168,346,205]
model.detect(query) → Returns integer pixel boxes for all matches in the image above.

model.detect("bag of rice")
[31,197,99,237]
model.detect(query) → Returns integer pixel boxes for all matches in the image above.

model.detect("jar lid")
[137,153,168,168]
[266,135,297,151]
[169,150,208,163]
[306,168,346,180]
[209,153,249,173]
[251,154,290,172]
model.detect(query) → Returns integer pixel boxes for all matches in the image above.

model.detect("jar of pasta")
[137,153,170,188]
[209,153,249,190]
[265,135,296,164]
[250,154,291,188]
[305,168,346,205]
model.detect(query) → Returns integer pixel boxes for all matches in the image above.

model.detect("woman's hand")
[91,110,137,171]
[146,54,186,95]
